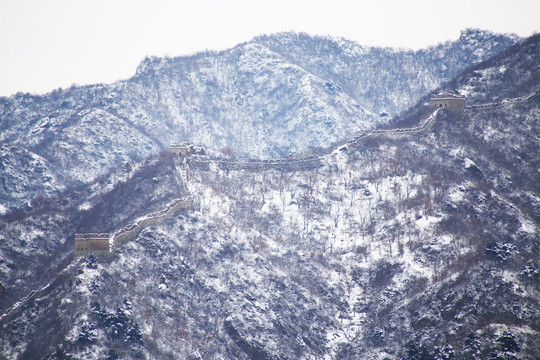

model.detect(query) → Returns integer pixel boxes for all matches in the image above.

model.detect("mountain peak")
[135,55,163,76]
[459,27,520,44]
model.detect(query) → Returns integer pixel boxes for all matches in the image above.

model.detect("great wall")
[74,197,193,261]
[71,96,453,260]
[72,87,540,260]
[112,197,192,250]
[3,90,538,327]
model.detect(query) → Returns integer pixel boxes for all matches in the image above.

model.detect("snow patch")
[415,214,440,231]
[464,157,477,169]
[519,217,537,234]
[78,202,92,211]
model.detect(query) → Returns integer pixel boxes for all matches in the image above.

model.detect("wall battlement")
[113,197,192,250]
[74,197,192,262]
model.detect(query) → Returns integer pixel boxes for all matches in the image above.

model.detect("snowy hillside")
[0,29,518,212]
[253,29,520,114]
[0,33,538,359]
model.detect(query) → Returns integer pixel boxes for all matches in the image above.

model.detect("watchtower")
[74,233,111,261]
[170,144,189,157]
[430,93,466,113]
[170,143,206,158]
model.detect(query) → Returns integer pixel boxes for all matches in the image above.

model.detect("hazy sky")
[1,0,538,96]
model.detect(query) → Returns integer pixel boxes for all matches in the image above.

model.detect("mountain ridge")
[0,29,520,212]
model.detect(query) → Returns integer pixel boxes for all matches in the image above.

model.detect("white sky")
[0,0,538,97]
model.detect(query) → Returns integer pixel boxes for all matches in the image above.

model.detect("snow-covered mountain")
[0,31,538,359]
[0,29,518,212]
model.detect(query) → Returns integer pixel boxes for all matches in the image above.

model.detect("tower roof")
[431,92,465,100]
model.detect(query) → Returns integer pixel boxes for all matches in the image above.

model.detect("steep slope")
[0,30,518,212]
[0,34,538,359]
[125,42,379,157]
[254,28,519,115]
[0,154,186,315]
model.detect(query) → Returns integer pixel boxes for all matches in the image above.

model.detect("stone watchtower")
[74,233,111,261]
[170,143,206,158]
[170,144,189,158]
[430,93,466,113]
